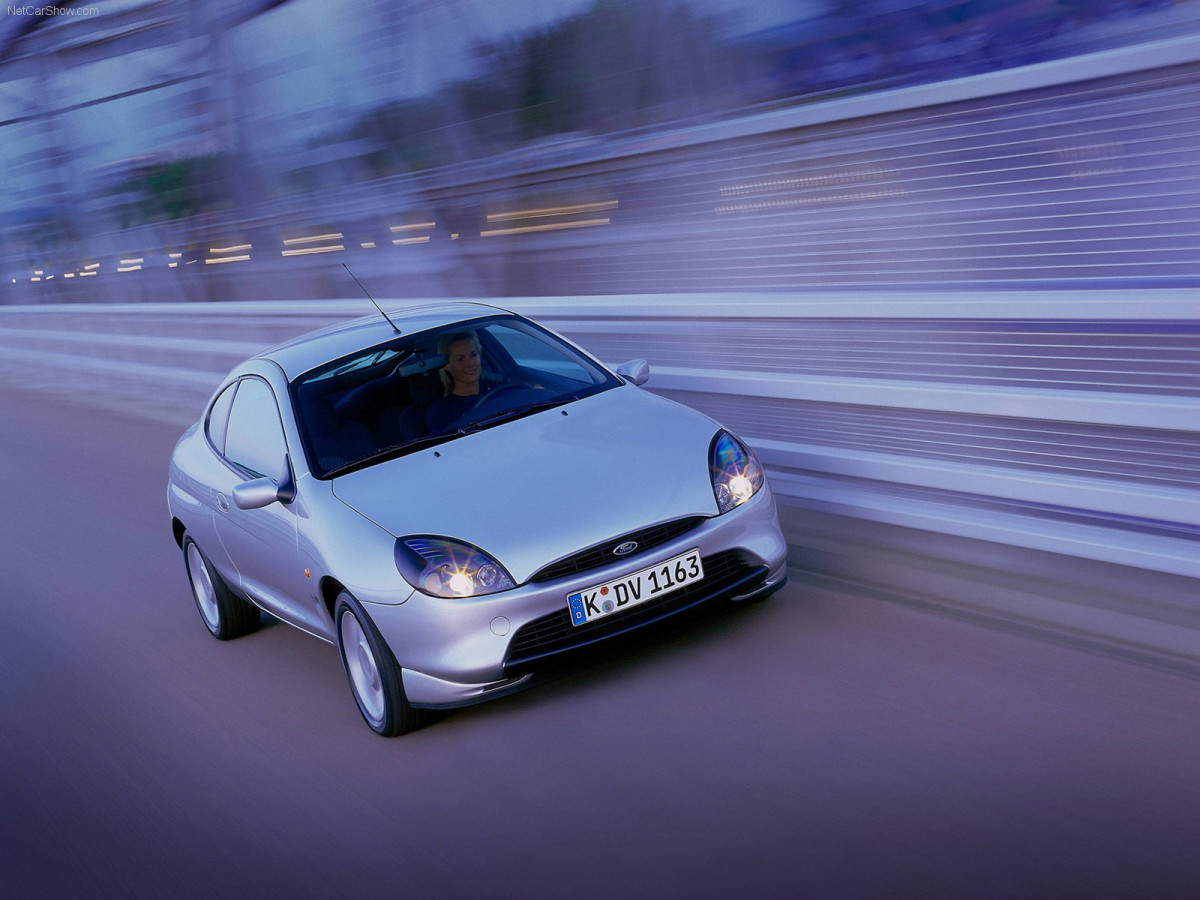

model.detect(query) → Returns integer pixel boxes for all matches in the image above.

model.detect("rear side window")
[206,382,238,453]
[224,378,288,480]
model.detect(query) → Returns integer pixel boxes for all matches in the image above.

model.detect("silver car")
[168,302,787,735]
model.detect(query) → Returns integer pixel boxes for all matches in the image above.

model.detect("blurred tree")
[105,156,223,227]
[476,0,738,137]
[334,0,742,173]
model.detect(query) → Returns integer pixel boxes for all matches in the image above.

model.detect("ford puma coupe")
[168,302,787,735]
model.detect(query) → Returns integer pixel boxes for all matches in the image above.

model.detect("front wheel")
[335,591,424,736]
[182,535,259,640]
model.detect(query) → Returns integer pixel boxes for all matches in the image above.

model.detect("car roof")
[258,300,510,379]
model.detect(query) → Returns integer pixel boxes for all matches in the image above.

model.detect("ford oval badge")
[613,541,638,556]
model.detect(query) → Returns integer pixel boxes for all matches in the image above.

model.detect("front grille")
[505,550,764,674]
[529,516,706,583]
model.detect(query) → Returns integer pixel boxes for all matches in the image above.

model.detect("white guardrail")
[1,293,1197,588]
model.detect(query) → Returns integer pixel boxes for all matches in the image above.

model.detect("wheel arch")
[318,576,347,622]
[172,517,187,548]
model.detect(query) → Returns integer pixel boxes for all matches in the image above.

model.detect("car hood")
[331,386,721,583]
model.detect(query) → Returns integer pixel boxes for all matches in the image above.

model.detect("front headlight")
[709,431,764,514]
[395,536,516,598]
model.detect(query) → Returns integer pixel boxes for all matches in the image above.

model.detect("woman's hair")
[437,330,481,394]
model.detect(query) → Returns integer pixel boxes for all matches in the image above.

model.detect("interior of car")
[292,322,548,476]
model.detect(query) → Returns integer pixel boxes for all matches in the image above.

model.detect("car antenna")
[343,263,400,334]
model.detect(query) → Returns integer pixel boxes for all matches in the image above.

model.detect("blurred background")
[2,6,1199,896]
[2,0,1197,301]
[0,0,1196,639]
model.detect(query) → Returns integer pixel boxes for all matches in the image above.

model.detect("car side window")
[206,381,238,454]
[224,378,288,480]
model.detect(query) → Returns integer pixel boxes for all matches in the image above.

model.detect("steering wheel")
[466,382,528,413]
[446,382,541,431]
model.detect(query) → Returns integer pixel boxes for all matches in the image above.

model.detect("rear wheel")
[335,590,423,736]
[183,535,259,640]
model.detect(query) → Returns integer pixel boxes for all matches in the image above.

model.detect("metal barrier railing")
[2,292,1196,580]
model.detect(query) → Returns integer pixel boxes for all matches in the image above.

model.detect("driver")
[425,330,494,433]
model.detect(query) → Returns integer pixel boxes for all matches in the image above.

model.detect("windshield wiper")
[322,433,454,477]
[324,398,575,476]
[458,396,572,433]
[322,455,381,479]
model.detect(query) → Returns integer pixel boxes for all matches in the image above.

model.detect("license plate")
[567,549,704,626]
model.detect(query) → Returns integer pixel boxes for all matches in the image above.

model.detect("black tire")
[182,535,260,640]
[334,590,424,736]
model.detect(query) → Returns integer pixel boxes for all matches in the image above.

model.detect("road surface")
[1,388,1197,899]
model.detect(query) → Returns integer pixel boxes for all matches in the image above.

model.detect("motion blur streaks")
[1,1,1197,301]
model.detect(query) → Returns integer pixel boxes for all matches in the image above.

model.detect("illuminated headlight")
[709,431,765,514]
[395,536,515,598]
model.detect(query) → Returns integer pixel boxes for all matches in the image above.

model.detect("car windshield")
[290,315,622,478]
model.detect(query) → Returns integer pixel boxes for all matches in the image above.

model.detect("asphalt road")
[2,388,1197,899]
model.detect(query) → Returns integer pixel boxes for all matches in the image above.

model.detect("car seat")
[306,397,376,473]
[376,371,443,445]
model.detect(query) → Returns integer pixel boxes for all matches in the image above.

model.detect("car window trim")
[204,380,239,457]
[215,374,293,484]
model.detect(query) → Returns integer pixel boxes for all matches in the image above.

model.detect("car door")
[174,378,240,586]
[211,375,326,636]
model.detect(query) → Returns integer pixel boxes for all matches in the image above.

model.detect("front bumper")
[361,484,787,708]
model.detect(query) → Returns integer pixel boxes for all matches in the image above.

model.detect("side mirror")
[233,454,295,509]
[616,358,650,386]
[232,477,281,510]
